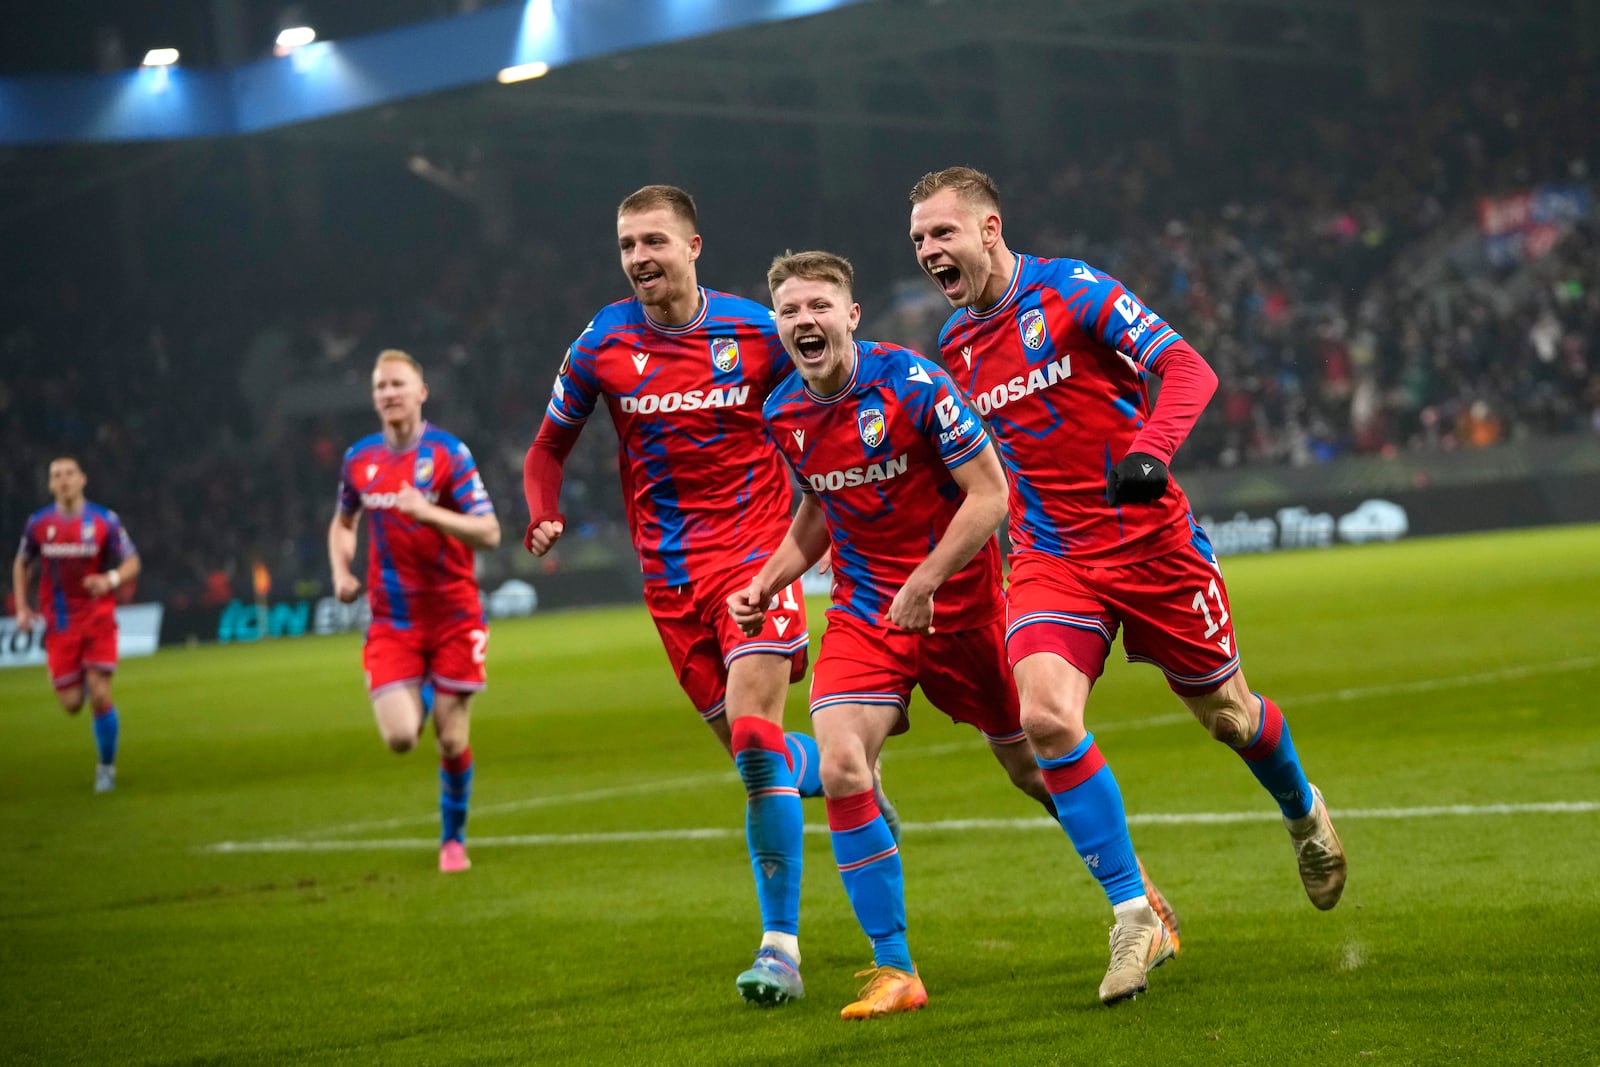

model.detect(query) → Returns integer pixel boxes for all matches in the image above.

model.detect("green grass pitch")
[2,525,1597,1066]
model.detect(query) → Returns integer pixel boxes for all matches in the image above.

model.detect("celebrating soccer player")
[329,349,501,873]
[522,186,886,1007]
[907,166,1348,1002]
[728,250,1181,1018]
[11,456,140,793]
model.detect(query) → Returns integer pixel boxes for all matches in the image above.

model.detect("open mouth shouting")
[795,334,828,364]
[633,269,665,292]
[928,262,962,299]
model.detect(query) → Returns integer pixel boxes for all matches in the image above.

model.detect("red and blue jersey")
[546,287,796,586]
[337,423,494,627]
[763,340,1001,631]
[16,501,136,633]
[939,254,1197,566]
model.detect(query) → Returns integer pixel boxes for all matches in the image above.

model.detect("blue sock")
[440,747,473,844]
[784,732,824,799]
[1238,695,1314,820]
[1036,734,1144,905]
[828,790,913,972]
[92,707,119,765]
[420,682,435,723]
[732,718,804,936]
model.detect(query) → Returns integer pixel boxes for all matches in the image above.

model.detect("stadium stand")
[2,12,1595,610]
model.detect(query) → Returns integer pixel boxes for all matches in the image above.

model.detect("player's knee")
[818,754,870,798]
[1195,698,1254,746]
[383,731,417,754]
[58,689,85,713]
[437,735,468,761]
[1018,700,1079,748]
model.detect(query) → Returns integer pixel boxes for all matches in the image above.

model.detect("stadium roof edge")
[0,0,878,146]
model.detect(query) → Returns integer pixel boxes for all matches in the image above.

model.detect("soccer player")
[729,250,1181,1018]
[907,166,1348,1002]
[11,456,139,793]
[523,185,856,1007]
[329,349,501,873]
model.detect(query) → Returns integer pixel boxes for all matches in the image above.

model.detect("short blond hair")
[767,249,855,298]
[908,166,1002,214]
[617,184,698,229]
[373,349,424,380]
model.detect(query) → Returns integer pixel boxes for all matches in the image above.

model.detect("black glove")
[1106,451,1169,505]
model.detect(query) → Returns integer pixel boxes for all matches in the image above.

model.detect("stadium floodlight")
[141,48,180,67]
[496,61,549,84]
[276,26,317,50]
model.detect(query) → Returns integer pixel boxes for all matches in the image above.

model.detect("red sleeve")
[522,415,582,528]
[1129,338,1218,464]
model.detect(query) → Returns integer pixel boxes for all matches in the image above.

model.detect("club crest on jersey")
[45,524,55,541]
[1019,308,1048,351]
[710,336,740,373]
[81,520,96,541]
[857,408,886,448]
[414,454,435,487]
[365,463,379,483]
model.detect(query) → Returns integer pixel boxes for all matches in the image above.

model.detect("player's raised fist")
[334,573,363,604]
[523,519,565,556]
[1106,451,1169,506]
[727,580,768,637]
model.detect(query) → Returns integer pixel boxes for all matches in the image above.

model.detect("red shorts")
[46,617,119,689]
[644,569,810,722]
[1005,538,1241,696]
[364,617,488,697]
[808,611,1024,743]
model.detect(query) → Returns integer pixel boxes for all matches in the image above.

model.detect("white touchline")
[225,656,1599,846]
[202,801,1598,854]
[294,772,736,839]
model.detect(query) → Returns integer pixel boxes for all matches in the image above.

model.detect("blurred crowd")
[3,68,1597,608]
[874,69,1600,467]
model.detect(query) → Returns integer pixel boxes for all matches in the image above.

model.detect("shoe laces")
[852,966,908,1002]
[1296,824,1341,876]
[1107,919,1156,972]
[753,948,795,974]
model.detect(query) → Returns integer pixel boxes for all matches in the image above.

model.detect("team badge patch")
[858,408,886,448]
[82,520,96,542]
[710,336,740,373]
[1019,308,1048,351]
[414,454,435,487]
